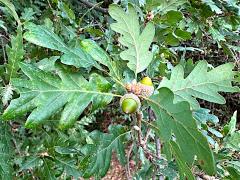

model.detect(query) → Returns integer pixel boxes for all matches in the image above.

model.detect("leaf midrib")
[20,89,122,97]
[118,11,139,75]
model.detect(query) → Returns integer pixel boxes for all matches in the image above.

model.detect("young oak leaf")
[149,88,216,176]
[109,5,155,76]
[80,125,128,178]
[2,63,116,129]
[23,23,100,69]
[159,61,238,109]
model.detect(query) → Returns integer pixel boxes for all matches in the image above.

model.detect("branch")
[148,108,164,180]
[78,0,108,14]
[143,107,155,144]
[143,128,151,144]
[155,137,161,159]
[136,111,144,148]
[126,143,134,179]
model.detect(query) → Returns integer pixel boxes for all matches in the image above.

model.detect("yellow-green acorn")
[140,76,153,86]
[120,94,141,114]
[139,77,154,97]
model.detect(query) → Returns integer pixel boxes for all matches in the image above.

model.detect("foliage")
[216,112,240,178]
[109,4,155,76]
[3,63,113,129]
[0,122,13,180]
[150,88,215,176]
[159,61,238,109]
[81,125,129,178]
[0,0,239,179]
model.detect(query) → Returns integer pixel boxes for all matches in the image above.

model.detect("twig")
[142,147,162,161]
[143,128,151,144]
[155,137,164,179]
[9,122,21,153]
[136,111,144,148]
[126,143,134,179]
[142,107,156,144]
[155,137,161,160]
[77,0,108,14]
[148,107,156,121]
[148,108,164,180]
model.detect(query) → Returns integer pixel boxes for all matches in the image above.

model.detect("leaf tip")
[1,110,12,121]
[25,120,36,129]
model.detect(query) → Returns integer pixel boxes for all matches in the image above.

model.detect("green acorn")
[140,76,153,86]
[120,94,141,114]
[139,77,154,97]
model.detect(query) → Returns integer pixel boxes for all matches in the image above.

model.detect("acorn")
[139,76,154,97]
[140,76,153,86]
[120,93,141,114]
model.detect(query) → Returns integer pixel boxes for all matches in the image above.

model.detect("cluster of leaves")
[0,0,239,179]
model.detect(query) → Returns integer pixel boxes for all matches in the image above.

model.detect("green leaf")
[89,73,113,111]
[145,0,162,10]
[146,0,187,14]
[228,161,240,174]
[163,10,183,25]
[80,125,129,178]
[79,113,96,127]
[174,29,191,41]
[20,8,35,21]
[2,63,116,129]
[109,5,155,76]
[55,146,78,155]
[42,159,57,180]
[23,23,99,69]
[165,33,180,46]
[1,84,13,106]
[80,39,123,82]
[0,122,13,180]
[134,161,153,179]
[170,141,194,180]
[36,56,59,72]
[58,2,75,23]
[23,23,65,52]
[19,156,42,171]
[224,111,237,135]
[193,108,219,124]
[224,131,240,151]
[202,0,223,14]
[209,27,225,42]
[159,61,238,109]
[157,161,178,179]
[55,157,82,178]
[226,0,240,16]
[6,28,24,79]
[226,166,240,179]
[0,0,21,26]
[85,27,104,37]
[149,88,216,175]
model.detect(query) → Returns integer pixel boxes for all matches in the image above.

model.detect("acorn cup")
[120,93,141,114]
[125,77,154,97]
[125,80,142,96]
